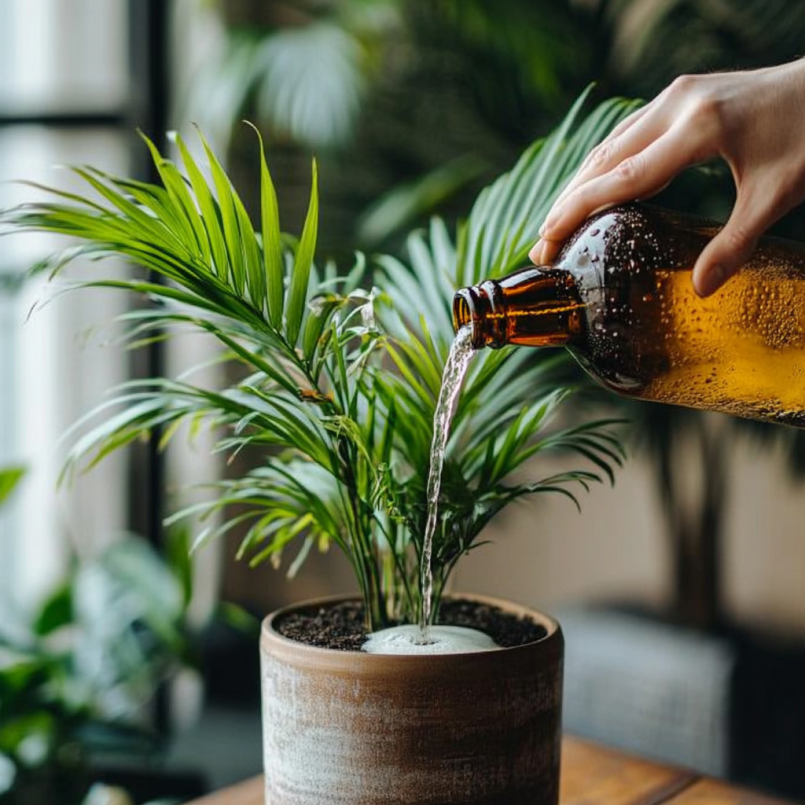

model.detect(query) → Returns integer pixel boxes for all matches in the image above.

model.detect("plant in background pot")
[1,92,632,804]
[0,472,202,805]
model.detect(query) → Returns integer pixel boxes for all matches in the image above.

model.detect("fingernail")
[529,244,542,264]
[694,264,727,297]
[538,222,547,236]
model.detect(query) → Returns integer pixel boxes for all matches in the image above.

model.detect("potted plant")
[0,470,204,805]
[1,93,631,803]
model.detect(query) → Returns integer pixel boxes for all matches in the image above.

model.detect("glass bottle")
[453,203,805,426]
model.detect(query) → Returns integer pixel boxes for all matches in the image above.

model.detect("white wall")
[454,433,805,637]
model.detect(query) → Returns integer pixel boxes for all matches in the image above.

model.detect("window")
[0,0,165,612]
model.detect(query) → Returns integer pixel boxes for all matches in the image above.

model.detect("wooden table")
[186,736,789,805]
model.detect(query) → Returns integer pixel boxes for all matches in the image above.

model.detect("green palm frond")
[370,92,636,611]
[192,0,401,151]
[1,93,635,630]
[457,88,642,286]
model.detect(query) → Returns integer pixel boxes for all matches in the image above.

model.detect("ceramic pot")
[260,594,563,805]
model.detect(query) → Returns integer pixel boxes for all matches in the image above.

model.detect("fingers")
[544,106,652,219]
[529,109,655,265]
[540,126,698,244]
[555,106,650,202]
[529,238,560,265]
[528,114,659,265]
[692,184,792,297]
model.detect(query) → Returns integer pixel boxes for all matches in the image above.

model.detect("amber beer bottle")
[453,203,805,426]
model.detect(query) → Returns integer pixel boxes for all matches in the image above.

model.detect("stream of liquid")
[419,325,476,639]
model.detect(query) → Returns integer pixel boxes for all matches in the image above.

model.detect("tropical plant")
[0,530,197,805]
[0,92,633,632]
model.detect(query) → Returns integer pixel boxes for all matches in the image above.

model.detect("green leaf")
[253,23,366,151]
[215,601,261,639]
[165,526,194,609]
[285,160,319,345]
[0,467,25,507]
[137,132,211,262]
[175,130,231,282]
[250,122,284,326]
[197,130,248,296]
[32,583,73,637]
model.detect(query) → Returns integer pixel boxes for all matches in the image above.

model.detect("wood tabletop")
[186,736,789,805]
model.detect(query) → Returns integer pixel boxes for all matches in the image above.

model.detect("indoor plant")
[0,501,203,804]
[1,93,632,803]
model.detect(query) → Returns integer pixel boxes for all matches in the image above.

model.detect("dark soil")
[274,598,547,652]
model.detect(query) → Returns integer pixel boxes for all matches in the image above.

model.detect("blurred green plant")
[1,93,632,632]
[0,467,24,508]
[193,0,586,154]
[0,514,197,805]
[191,0,400,152]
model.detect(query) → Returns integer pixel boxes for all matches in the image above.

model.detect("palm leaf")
[1,92,635,630]
[251,123,284,326]
[285,160,319,345]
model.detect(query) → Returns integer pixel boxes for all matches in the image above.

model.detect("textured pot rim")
[261,592,561,669]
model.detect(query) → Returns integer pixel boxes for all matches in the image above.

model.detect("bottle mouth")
[452,287,487,350]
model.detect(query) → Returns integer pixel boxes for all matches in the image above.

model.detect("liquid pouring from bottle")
[453,203,805,427]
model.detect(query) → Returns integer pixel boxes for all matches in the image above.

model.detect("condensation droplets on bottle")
[453,203,805,427]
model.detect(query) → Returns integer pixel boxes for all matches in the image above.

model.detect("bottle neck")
[453,267,580,350]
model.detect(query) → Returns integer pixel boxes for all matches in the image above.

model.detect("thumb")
[692,192,769,297]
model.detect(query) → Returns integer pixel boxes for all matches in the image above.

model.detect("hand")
[530,59,805,297]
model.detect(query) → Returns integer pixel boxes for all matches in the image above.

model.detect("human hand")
[530,59,805,297]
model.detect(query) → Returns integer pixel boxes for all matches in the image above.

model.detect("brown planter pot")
[260,594,563,805]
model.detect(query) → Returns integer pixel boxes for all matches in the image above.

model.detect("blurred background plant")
[0,466,203,805]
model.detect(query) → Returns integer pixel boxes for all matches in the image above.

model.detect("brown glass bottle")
[453,203,805,426]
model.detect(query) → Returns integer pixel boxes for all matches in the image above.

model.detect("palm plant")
[1,93,633,632]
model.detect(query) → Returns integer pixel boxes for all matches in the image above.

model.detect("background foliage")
[0,467,196,805]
